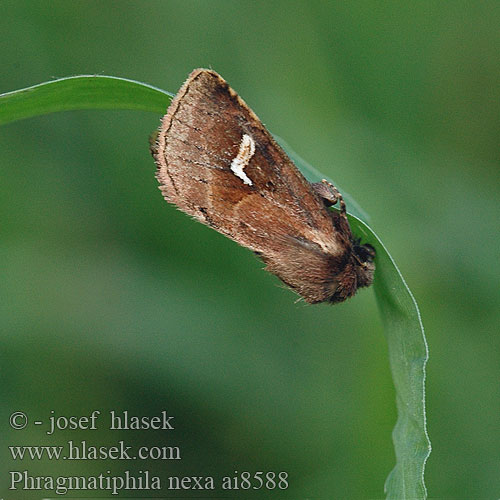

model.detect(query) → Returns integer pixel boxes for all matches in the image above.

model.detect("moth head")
[353,242,375,288]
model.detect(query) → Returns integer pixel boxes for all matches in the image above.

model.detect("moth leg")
[311,179,346,214]
[149,130,160,156]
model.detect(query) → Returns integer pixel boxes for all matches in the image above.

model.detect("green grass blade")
[0,75,172,124]
[284,143,431,500]
[0,75,431,498]
[352,215,430,500]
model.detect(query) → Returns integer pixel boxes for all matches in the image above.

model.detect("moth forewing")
[152,69,375,303]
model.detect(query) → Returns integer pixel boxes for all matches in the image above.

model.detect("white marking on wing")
[230,134,255,186]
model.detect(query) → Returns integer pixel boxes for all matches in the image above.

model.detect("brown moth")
[151,69,375,303]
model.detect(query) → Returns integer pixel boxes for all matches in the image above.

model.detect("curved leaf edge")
[0,75,173,125]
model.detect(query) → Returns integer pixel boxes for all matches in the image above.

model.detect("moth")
[151,69,375,303]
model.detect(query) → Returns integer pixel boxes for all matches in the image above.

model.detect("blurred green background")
[1,1,499,498]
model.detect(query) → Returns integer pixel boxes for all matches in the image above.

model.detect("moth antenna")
[337,192,347,215]
[312,179,347,216]
[323,179,346,215]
